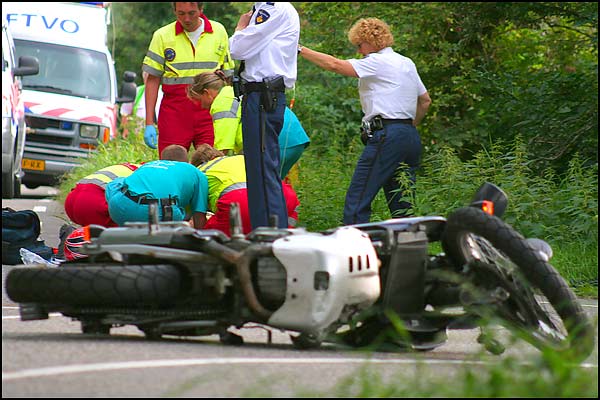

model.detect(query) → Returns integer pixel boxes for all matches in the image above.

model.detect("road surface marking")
[3,357,595,381]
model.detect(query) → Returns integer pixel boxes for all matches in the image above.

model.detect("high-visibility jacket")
[211,86,243,154]
[199,155,246,212]
[78,163,140,189]
[143,16,235,87]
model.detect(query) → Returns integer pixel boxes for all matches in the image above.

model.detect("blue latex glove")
[144,125,158,149]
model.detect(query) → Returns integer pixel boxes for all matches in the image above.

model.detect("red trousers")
[157,84,214,156]
[64,183,117,227]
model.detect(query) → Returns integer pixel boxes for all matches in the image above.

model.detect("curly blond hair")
[347,18,394,51]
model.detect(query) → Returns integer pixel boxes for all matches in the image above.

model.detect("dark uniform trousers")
[241,90,288,229]
[343,123,422,225]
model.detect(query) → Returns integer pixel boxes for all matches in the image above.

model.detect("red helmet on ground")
[63,227,90,261]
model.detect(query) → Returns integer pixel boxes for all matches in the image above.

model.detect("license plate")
[21,158,45,171]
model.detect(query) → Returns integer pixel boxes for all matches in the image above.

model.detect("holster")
[360,120,373,145]
[260,76,285,112]
[232,75,243,99]
[360,128,370,145]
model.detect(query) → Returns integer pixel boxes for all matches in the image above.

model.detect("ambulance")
[2,23,39,198]
[2,2,136,188]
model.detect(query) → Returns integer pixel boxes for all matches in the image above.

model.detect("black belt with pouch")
[360,115,414,145]
[243,76,285,112]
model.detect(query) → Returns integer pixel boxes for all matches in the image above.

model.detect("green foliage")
[291,1,598,174]
[56,132,158,204]
[410,136,598,247]
[299,352,598,397]
[108,2,597,172]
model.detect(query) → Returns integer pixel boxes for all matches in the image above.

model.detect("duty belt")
[369,115,413,130]
[242,76,286,94]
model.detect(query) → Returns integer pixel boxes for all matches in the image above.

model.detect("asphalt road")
[2,186,598,397]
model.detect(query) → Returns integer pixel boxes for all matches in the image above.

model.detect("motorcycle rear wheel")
[441,206,594,361]
[6,263,182,307]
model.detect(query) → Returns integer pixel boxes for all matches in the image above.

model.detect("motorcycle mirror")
[470,182,508,218]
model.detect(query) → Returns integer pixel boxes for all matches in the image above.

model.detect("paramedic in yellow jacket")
[142,2,235,157]
[187,70,243,155]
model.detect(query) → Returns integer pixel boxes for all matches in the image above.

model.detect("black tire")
[13,175,21,198]
[5,264,183,307]
[442,206,594,360]
[2,165,15,199]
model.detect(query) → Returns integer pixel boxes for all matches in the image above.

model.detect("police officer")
[229,2,300,229]
[299,17,432,224]
[142,2,235,157]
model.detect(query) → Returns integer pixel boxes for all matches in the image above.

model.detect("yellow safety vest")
[211,86,243,154]
[143,17,235,85]
[78,163,141,189]
[198,155,246,211]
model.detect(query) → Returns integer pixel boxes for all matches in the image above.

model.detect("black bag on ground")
[2,207,54,265]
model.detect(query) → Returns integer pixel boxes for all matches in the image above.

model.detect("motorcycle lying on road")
[5,183,595,360]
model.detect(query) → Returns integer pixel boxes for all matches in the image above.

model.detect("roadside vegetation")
[309,354,598,397]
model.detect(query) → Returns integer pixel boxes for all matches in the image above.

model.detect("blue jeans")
[343,123,422,225]
[241,91,288,229]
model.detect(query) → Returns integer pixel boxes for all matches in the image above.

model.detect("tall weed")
[56,132,157,204]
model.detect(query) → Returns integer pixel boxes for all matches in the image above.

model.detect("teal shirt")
[112,160,208,213]
[279,107,310,150]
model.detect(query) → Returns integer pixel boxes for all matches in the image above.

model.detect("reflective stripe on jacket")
[211,86,243,153]
[78,163,141,189]
[199,155,246,211]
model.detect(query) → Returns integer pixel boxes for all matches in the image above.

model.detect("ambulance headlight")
[79,124,100,138]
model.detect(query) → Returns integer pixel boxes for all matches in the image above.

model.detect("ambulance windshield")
[14,39,111,102]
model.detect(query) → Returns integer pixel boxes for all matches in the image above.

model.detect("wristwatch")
[297,45,304,55]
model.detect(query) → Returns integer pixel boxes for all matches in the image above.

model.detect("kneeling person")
[64,162,141,227]
[105,145,209,228]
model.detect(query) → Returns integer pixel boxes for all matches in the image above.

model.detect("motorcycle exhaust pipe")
[235,245,275,321]
[198,240,274,322]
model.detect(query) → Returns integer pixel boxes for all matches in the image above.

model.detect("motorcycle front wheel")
[441,206,594,361]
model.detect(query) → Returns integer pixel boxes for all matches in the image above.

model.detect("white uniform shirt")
[348,47,427,122]
[229,2,299,88]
